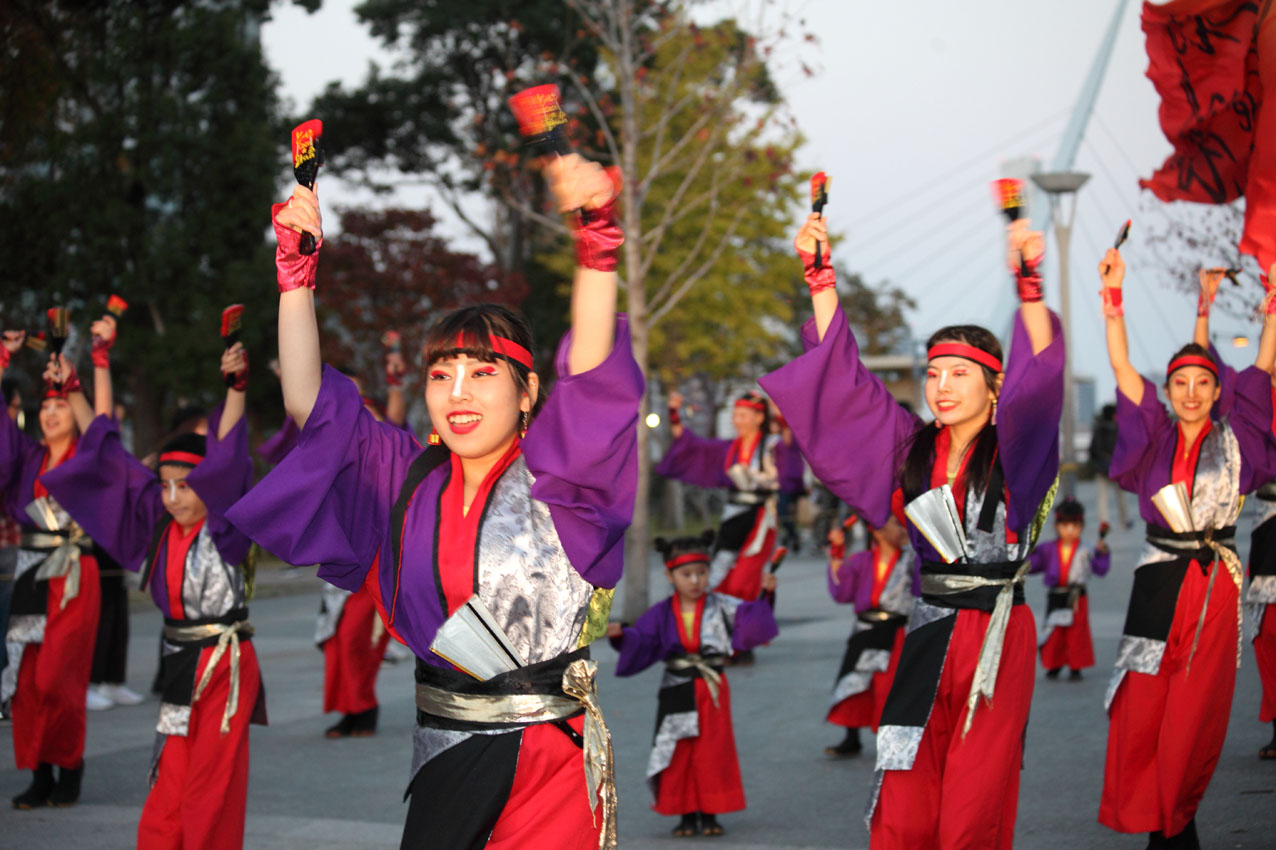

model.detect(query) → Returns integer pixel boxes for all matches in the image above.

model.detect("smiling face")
[160,465,208,530]
[39,398,74,444]
[425,353,538,460]
[1165,366,1219,425]
[1055,518,1082,544]
[667,560,711,603]
[731,404,765,439]
[924,354,998,428]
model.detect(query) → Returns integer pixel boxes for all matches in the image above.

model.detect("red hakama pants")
[1100,560,1237,836]
[1040,594,1096,671]
[828,627,906,731]
[485,714,601,850]
[716,510,775,601]
[1255,603,1276,723]
[11,556,100,770]
[871,606,1036,850]
[138,641,260,850]
[654,677,745,816]
[322,587,390,715]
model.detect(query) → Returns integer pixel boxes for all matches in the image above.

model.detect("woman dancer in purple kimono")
[225,151,640,850]
[1096,249,1276,849]
[40,340,263,850]
[761,210,1062,849]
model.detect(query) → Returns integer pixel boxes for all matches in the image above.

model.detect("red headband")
[158,451,204,467]
[1166,355,1218,379]
[927,343,1003,373]
[665,553,709,570]
[734,398,766,412]
[455,332,534,371]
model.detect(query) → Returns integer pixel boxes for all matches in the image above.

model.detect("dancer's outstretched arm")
[273,184,323,428]
[1099,248,1143,405]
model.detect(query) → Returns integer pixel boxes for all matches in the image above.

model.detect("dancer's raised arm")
[1008,219,1052,355]
[89,314,116,418]
[1099,248,1144,405]
[1256,265,1276,374]
[794,213,839,341]
[272,184,323,428]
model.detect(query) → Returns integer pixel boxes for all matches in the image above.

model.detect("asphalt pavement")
[2,480,1274,848]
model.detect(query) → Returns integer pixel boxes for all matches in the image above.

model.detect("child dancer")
[42,339,265,850]
[1029,497,1110,680]
[824,513,918,757]
[607,532,778,837]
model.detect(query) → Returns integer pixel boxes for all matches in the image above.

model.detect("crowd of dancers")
[3,141,1276,850]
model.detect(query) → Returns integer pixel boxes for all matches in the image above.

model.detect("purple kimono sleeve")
[1027,545,1048,576]
[0,408,43,514]
[524,316,643,590]
[225,365,422,587]
[1208,343,1238,420]
[759,306,920,527]
[256,417,299,466]
[39,415,166,570]
[775,438,806,493]
[1227,365,1276,493]
[611,600,673,677]
[655,428,732,490]
[1091,546,1111,577]
[1109,377,1174,497]
[994,310,1065,530]
[730,596,779,652]
[829,551,866,604]
[188,404,254,565]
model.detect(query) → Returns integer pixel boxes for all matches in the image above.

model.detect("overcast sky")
[262,0,1259,406]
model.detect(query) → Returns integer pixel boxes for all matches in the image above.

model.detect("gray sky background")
[262,0,1260,407]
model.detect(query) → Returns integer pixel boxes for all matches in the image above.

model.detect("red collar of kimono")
[1056,539,1077,585]
[437,439,522,617]
[726,431,761,471]
[870,544,900,608]
[674,594,705,653]
[159,517,205,619]
[1172,420,1212,499]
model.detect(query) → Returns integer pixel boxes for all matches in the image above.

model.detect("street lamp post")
[1030,171,1090,496]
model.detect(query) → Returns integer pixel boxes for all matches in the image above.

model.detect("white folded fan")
[1151,482,1195,534]
[429,594,525,680]
[904,484,970,564]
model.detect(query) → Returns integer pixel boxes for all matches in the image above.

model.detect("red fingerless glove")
[1263,274,1276,315]
[1101,286,1124,318]
[574,196,624,272]
[91,333,113,369]
[1196,286,1216,317]
[829,541,846,561]
[385,361,403,389]
[223,351,249,392]
[667,406,681,426]
[273,203,321,293]
[60,364,82,395]
[0,347,10,372]
[1016,253,1044,303]
[798,249,836,296]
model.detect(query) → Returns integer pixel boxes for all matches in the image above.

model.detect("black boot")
[1146,832,1167,849]
[672,813,698,837]
[1165,818,1200,850]
[350,705,379,737]
[1261,720,1276,759]
[324,713,356,739]
[1068,669,1083,681]
[699,812,724,837]
[48,761,83,807]
[11,763,55,809]
[825,727,863,757]
[1046,667,1063,680]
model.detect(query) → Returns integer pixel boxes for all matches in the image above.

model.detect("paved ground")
[3,480,1275,848]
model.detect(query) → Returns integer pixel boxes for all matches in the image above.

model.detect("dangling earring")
[520,410,529,439]
[427,428,442,446]
[990,398,998,426]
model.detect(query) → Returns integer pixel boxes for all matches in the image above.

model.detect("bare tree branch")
[650,204,750,324]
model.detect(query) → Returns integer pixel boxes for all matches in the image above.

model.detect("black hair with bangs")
[422,304,540,414]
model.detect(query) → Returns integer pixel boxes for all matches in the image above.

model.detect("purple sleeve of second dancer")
[0,410,44,525]
[994,310,1065,530]
[759,306,921,527]
[611,600,674,677]
[1091,546,1111,578]
[774,438,806,493]
[828,550,867,605]
[1228,365,1276,493]
[655,428,733,490]
[256,416,299,466]
[524,316,644,589]
[225,365,422,581]
[1109,377,1174,499]
[730,595,779,652]
[1027,545,1048,576]
[188,404,254,565]
[38,414,166,570]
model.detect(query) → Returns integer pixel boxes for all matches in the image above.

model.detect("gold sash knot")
[168,620,254,734]
[665,654,724,707]
[562,659,618,850]
[29,529,88,610]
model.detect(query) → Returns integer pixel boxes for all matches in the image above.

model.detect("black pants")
[91,569,130,685]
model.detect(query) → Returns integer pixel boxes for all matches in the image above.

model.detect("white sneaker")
[102,684,145,706]
[86,686,114,711]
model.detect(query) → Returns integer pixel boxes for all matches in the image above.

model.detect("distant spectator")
[1089,403,1130,529]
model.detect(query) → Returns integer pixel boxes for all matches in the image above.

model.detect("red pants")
[1040,595,1096,671]
[716,524,776,601]
[654,677,746,816]
[872,606,1036,850]
[1255,603,1276,723]
[11,557,101,770]
[323,587,390,715]
[485,715,602,849]
[1100,560,1237,836]
[138,642,260,850]
[828,627,905,731]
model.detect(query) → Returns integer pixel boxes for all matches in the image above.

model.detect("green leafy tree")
[0,0,309,450]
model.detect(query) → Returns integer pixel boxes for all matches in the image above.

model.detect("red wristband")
[91,337,112,369]
[223,351,249,392]
[798,249,836,296]
[574,198,624,272]
[829,542,846,561]
[0,347,10,372]
[273,202,321,293]
[1016,253,1043,303]
[667,406,681,426]
[61,366,82,396]
[1196,287,1215,317]
[1101,286,1124,318]
[385,365,403,388]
